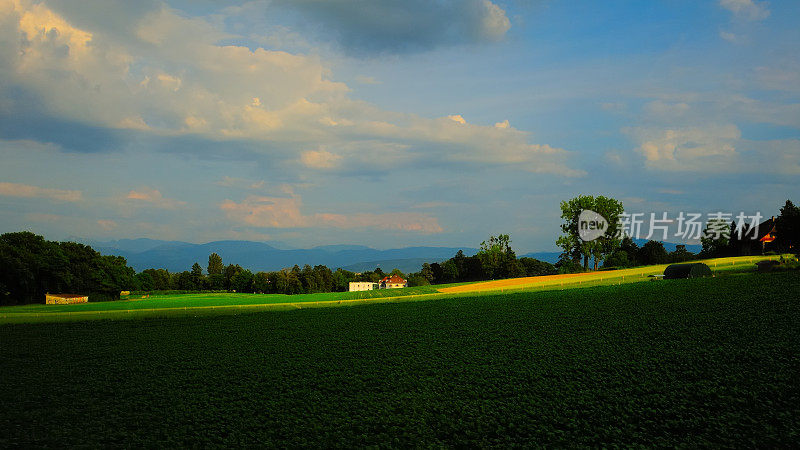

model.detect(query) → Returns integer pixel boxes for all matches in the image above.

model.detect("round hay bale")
[755,260,781,272]
[663,263,713,279]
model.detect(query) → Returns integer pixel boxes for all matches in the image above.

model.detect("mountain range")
[83,238,702,274]
[85,238,480,273]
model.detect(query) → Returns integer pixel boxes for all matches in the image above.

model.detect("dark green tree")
[191,262,205,289]
[230,269,254,293]
[207,253,224,276]
[637,241,669,265]
[477,234,515,279]
[776,200,800,253]
[700,218,731,257]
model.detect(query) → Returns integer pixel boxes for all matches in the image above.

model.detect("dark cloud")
[272,0,510,55]
[0,85,124,152]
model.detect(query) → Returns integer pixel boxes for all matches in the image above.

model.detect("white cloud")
[627,125,741,171]
[0,181,82,201]
[478,0,511,41]
[300,149,342,169]
[125,188,186,209]
[0,0,580,179]
[494,119,509,129]
[447,114,467,124]
[719,0,770,21]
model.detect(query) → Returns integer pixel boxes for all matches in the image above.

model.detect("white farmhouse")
[349,282,379,292]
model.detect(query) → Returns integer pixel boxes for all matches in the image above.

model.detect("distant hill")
[341,258,442,274]
[88,237,701,274]
[92,239,478,273]
[518,252,562,264]
[632,239,702,254]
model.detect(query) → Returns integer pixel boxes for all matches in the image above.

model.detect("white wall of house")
[349,282,378,292]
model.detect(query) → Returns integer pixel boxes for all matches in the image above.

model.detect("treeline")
[405,235,557,286]
[600,238,697,269]
[0,232,135,305]
[136,244,557,295]
[135,260,361,295]
[599,200,800,269]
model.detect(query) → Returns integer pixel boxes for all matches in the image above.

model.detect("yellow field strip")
[438,256,777,294]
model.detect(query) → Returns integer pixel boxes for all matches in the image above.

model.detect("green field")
[1,270,798,446]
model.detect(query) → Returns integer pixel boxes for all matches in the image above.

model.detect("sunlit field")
[439,255,780,294]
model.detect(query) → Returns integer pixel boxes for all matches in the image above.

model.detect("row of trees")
[137,239,559,294]
[135,257,363,295]
[603,237,696,268]
[557,196,800,271]
[0,232,135,305]
[404,235,557,286]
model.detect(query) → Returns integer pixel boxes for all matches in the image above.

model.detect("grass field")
[0,255,782,324]
[1,270,798,446]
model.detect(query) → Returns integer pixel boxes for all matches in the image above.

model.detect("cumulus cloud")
[447,114,467,124]
[125,188,186,209]
[0,0,579,179]
[301,149,342,169]
[271,0,510,55]
[719,0,770,21]
[220,196,308,228]
[626,125,741,171]
[221,195,443,233]
[0,181,81,201]
[494,119,509,129]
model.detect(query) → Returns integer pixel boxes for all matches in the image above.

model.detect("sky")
[0,0,798,252]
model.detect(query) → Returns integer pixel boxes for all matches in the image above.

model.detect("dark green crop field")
[1,271,799,446]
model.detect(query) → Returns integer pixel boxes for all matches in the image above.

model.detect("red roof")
[381,275,406,284]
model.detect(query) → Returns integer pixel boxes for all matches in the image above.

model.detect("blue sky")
[0,0,798,252]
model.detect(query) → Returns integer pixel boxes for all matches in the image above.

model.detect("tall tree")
[700,218,731,257]
[207,253,223,276]
[191,262,205,290]
[637,241,668,265]
[557,195,624,270]
[477,234,516,279]
[776,200,800,253]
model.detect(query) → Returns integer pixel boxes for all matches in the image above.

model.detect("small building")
[379,275,408,289]
[46,294,89,305]
[732,216,777,255]
[663,263,713,279]
[349,282,378,292]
